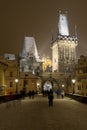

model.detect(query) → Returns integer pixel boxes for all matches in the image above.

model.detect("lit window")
[78,85,81,90]
[54,59,56,62]
[10,82,13,87]
[10,72,13,77]
[86,85,87,89]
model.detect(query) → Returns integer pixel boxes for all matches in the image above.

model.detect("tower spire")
[75,24,78,39]
[58,11,69,36]
[51,30,54,41]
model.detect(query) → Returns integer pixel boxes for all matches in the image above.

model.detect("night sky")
[0,0,87,59]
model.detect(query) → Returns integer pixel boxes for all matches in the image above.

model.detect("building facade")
[0,56,40,95]
[75,55,87,96]
[0,58,19,95]
[42,55,52,72]
[0,60,7,95]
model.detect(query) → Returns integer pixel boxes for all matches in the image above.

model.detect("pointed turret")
[74,25,78,40]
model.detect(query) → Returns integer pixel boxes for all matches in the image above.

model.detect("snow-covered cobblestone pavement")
[0,95,87,130]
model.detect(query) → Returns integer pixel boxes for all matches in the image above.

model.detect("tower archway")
[42,77,60,93]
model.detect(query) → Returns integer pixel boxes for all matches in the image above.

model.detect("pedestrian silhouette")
[48,89,54,106]
[61,90,65,99]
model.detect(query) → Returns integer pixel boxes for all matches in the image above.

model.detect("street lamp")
[15,78,19,94]
[72,79,76,94]
[62,84,64,88]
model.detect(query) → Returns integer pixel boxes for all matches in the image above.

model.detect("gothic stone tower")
[20,37,41,73]
[51,12,78,73]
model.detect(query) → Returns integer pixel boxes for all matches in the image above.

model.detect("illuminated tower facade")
[20,37,41,73]
[51,12,78,73]
[21,37,40,61]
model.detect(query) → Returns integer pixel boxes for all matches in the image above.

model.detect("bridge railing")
[65,93,87,104]
[0,94,24,103]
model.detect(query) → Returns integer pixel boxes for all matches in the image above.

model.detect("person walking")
[48,89,54,106]
[61,90,65,99]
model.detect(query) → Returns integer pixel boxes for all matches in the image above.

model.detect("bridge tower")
[51,11,78,73]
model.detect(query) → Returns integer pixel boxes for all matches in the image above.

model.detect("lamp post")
[72,79,76,94]
[15,79,19,94]
[4,85,6,95]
